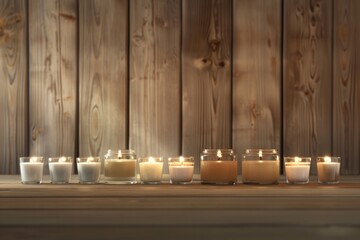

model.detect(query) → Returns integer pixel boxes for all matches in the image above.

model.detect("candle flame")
[149,157,155,163]
[118,150,122,159]
[259,150,263,159]
[294,156,301,162]
[87,157,94,162]
[324,156,332,163]
[30,157,37,163]
[217,150,222,159]
[59,156,67,162]
[179,156,184,165]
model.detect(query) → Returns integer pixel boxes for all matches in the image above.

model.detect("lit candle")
[139,157,163,184]
[49,156,73,184]
[103,149,137,184]
[200,149,237,185]
[77,157,101,184]
[317,156,341,184]
[168,156,194,184]
[284,157,311,184]
[242,149,279,184]
[19,157,44,184]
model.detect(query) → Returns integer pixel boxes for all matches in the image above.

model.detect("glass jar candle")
[200,149,237,185]
[168,156,194,184]
[104,149,137,184]
[19,156,44,184]
[138,157,164,184]
[76,157,101,184]
[284,157,311,184]
[49,156,73,184]
[242,149,279,184]
[317,156,341,184]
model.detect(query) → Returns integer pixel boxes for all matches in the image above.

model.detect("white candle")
[20,162,44,184]
[285,164,310,183]
[317,162,340,183]
[49,162,72,184]
[78,162,100,183]
[139,157,163,183]
[169,164,194,183]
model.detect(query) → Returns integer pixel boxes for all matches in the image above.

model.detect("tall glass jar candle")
[104,149,137,184]
[200,149,237,185]
[242,149,279,184]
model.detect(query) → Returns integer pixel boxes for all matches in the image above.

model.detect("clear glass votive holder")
[48,156,73,184]
[76,157,101,184]
[200,149,237,185]
[168,156,194,184]
[138,157,163,184]
[242,149,279,184]
[19,156,44,184]
[317,156,341,184]
[284,157,311,184]
[103,149,137,184]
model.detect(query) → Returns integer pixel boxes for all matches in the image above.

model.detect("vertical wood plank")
[129,0,181,166]
[79,0,128,157]
[0,0,27,174]
[233,0,281,171]
[182,0,232,172]
[29,0,77,163]
[283,0,333,173]
[333,0,360,174]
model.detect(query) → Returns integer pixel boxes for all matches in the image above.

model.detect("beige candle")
[317,156,341,184]
[104,159,136,180]
[201,161,237,184]
[242,160,279,184]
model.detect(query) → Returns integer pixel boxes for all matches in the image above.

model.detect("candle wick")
[260,157,262,160]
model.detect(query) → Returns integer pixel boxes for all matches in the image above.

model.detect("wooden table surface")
[1,175,360,240]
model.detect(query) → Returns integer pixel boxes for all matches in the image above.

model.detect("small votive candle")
[138,157,163,184]
[284,157,311,184]
[49,156,73,184]
[168,156,194,184]
[76,157,101,184]
[200,149,237,185]
[242,149,279,184]
[317,156,341,184]
[19,156,44,184]
[104,149,137,184]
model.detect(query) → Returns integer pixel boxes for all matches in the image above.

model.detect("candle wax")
[317,162,340,183]
[49,162,72,183]
[20,162,43,184]
[169,163,194,183]
[242,160,279,184]
[78,162,100,183]
[285,163,310,183]
[201,161,237,184]
[139,162,163,183]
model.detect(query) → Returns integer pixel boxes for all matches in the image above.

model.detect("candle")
[200,149,237,184]
[284,157,311,184]
[103,149,137,184]
[19,157,44,184]
[49,157,73,184]
[77,157,101,184]
[168,157,194,184]
[138,157,163,184]
[242,149,279,184]
[317,156,341,184]
[201,161,237,184]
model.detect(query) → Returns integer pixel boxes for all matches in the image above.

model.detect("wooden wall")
[0,0,359,175]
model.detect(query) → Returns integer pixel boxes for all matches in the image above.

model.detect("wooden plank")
[129,0,181,170]
[79,0,128,157]
[333,0,360,174]
[29,0,77,165]
[283,0,333,173]
[232,0,281,171]
[182,0,232,173]
[0,0,27,174]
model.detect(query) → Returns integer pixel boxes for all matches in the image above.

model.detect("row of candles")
[19,149,341,185]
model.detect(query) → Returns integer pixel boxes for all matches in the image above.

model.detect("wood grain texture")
[0,0,27,174]
[233,0,281,171]
[129,0,181,169]
[182,0,232,173]
[283,0,333,173]
[79,0,128,157]
[333,0,360,174]
[29,0,77,166]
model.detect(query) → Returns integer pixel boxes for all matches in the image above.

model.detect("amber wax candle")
[242,149,279,184]
[200,149,237,185]
[103,149,137,184]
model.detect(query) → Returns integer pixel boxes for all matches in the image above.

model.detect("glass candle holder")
[49,156,73,184]
[138,157,163,184]
[242,149,279,184]
[200,149,237,185]
[317,156,341,184]
[19,156,44,184]
[168,156,194,184]
[284,157,311,184]
[103,149,137,184]
[76,157,101,184]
